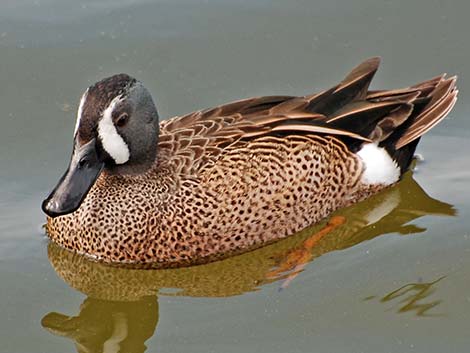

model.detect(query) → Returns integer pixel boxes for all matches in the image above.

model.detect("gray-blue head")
[43,74,160,217]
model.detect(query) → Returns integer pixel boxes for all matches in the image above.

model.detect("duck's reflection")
[42,173,455,352]
[42,297,157,353]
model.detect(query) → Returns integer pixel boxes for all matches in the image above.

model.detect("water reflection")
[380,276,446,317]
[42,297,157,353]
[42,173,455,352]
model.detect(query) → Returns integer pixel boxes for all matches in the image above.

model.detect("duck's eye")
[115,112,129,128]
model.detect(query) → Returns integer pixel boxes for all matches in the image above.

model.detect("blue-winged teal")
[42,58,457,266]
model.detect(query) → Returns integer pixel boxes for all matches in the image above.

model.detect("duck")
[42,57,458,266]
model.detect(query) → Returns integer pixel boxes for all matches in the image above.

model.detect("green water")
[1,0,470,352]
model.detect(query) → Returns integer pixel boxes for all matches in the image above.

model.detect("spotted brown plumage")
[43,58,458,266]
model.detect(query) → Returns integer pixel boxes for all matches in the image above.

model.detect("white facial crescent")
[97,95,130,164]
[74,88,89,137]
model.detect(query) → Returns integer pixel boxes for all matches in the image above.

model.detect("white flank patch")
[356,143,400,185]
[73,88,89,137]
[98,95,130,164]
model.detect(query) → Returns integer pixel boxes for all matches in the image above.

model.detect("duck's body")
[44,58,457,266]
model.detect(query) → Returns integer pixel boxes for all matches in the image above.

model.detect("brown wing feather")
[305,57,380,115]
[159,57,457,174]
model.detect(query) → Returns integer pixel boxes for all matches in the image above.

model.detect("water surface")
[1,1,470,352]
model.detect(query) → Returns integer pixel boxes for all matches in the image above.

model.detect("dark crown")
[77,74,137,143]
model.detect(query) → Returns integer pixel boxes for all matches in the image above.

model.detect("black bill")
[42,139,104,218]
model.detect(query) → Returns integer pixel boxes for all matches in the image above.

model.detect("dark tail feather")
[394,76,458,149]
[388,138,420,174]
[378,75,458,173]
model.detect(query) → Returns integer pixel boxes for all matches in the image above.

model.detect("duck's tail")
[321,57,458,174]
[368,71,458,173]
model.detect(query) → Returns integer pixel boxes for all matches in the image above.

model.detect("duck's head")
[42,74,159,218]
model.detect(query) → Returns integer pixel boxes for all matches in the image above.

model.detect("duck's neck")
[104,161,153,176]
[105,146,158,176]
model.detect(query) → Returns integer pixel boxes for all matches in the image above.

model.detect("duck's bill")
[42,139,103,218]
